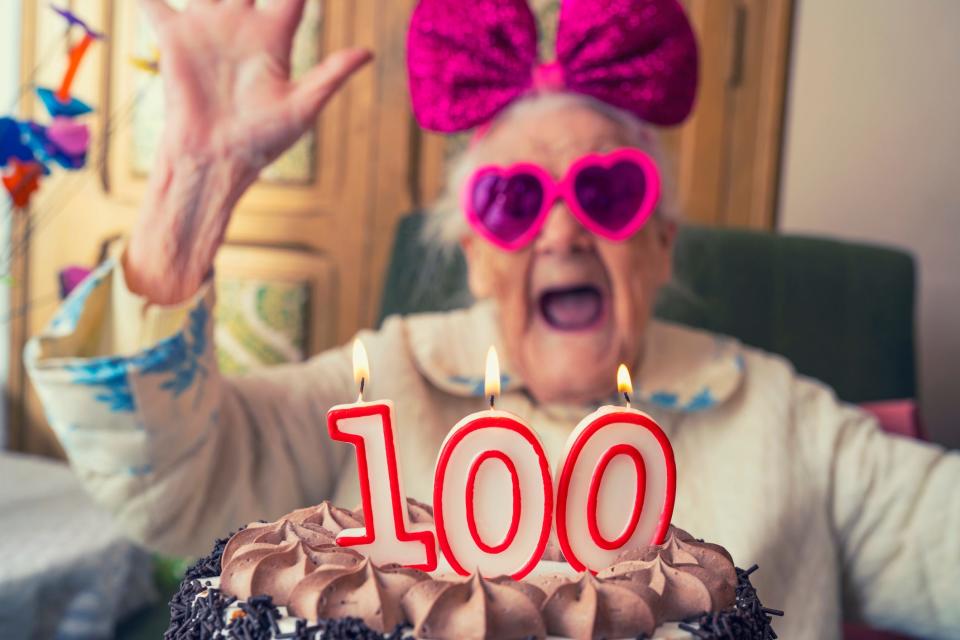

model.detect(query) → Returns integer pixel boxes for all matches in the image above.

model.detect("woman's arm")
[24,0,373,553]
[797,379,960,638]
[26,261,358,555]
[127,0,370,304]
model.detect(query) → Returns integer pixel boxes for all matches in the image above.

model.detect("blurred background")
[0,0,956,455]
[1,1,957,638]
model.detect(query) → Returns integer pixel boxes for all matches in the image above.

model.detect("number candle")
[326,339,438,570]
[555,364,677,573]
[433,347,553,579]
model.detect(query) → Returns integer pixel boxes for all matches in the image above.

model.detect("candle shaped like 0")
[433,347,553,579]
[326,339,438,570]
[555,364,677,573]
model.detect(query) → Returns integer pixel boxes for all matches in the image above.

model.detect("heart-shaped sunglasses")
[462,148,661,251]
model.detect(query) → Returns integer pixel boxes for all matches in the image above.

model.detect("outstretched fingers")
[267,0,308,35]
[287,48,374,124]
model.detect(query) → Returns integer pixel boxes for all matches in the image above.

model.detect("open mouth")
[538,284,606,331]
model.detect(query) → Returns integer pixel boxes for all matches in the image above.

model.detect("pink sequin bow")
[407,0,700,133]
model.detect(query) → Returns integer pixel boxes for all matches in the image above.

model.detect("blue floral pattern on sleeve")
[65,304,210,413]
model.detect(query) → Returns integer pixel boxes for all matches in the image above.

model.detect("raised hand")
[126,0,372,305]
[140,0,371,169]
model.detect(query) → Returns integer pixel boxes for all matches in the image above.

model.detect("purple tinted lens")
[573,161,647,232]
[471,172,544,244]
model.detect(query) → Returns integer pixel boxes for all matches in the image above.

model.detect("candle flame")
[485,346,501,404]
[617,363,633,402]
[353,339,370,396]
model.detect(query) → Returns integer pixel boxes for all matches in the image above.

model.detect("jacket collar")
[405,300,744,413]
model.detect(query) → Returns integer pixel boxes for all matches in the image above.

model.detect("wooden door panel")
[9,0,420,456]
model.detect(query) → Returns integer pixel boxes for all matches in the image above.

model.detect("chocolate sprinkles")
[677,564,783,639]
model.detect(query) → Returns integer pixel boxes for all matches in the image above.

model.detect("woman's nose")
[533,203,593,254]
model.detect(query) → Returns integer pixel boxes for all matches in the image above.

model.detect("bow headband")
[406,0,700,134]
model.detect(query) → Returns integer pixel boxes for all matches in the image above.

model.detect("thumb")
[287,48,373,125]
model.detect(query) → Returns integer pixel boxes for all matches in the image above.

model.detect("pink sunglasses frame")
[462,148,662,252]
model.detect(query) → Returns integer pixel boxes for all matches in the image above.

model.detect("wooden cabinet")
[7,0,793,457]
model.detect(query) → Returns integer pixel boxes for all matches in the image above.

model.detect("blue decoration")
[684,387,717,411]
[448,373,513,397]
[0,116,34,167]
[66,302,210,413]
[649,391,679,408]
[35,87,93,118]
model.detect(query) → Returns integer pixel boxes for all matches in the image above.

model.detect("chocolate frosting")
[402,574,547,639]
[598,526,737,621]
[529,572,658,640]
[219,521,363,604]
[286,501,365,531]
[219,506,738,638]
[288,558,429,632]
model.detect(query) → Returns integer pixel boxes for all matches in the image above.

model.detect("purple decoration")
[51,5,105,39]
[406,0,699,133]
[0,117,35,167]
[59,265,93,299]
[47,117,90,157]
[36,87,93,119]
[20,120,85,170]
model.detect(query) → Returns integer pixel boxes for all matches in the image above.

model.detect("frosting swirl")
[402,574,547,639]
[220,502,367,604]
[285,501,365,532]
[598,526,737,621]
[220,527,362,604]
[287,558,429,632]
[528,572,658,639]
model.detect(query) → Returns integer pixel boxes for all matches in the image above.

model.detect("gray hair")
[422,92,680,253]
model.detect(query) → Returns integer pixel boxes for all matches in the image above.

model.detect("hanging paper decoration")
[59,265,94,299]
[2,159,44,208]
[1,6,102,209]
[130,47,161,76]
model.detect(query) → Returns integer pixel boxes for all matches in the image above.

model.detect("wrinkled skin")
[462,103,676,405]
[126,0,371,304]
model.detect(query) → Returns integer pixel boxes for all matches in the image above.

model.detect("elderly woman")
[24,0,959,638]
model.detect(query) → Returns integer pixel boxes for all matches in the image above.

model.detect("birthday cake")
[163,499,781,639]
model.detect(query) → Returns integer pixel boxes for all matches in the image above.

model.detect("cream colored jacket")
[25,258,960,639]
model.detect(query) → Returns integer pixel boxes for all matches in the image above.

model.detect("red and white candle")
[326,339,438,570]
[555,364,677,573]
[432,347,553,579]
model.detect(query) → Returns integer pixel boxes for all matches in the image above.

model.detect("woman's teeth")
[538,285,605,331]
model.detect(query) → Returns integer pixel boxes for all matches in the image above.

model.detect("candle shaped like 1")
[433,347,553,579]
[555,364,677,573]
[326,339,438,570]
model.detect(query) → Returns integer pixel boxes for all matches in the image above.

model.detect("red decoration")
[3,159,43,208]
[465,449,521,554]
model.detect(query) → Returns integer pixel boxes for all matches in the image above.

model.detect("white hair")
[422,92,680,253]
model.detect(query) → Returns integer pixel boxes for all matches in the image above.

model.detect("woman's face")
[462,100,676,405]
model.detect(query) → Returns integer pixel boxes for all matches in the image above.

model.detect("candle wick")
[489,394,496,410]
[623,391,631,408]
[358,377,366,402]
